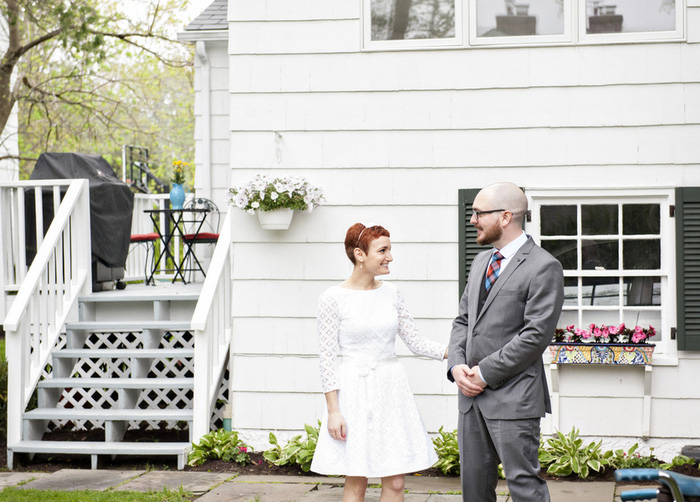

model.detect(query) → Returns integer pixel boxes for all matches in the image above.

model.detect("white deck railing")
[191,209,232,440]
[3,179,93,446]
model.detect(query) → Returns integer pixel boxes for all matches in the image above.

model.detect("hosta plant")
[188,429,253,466]
[539,428,612,478]
[263,420,320,472]
[432,427,460,476]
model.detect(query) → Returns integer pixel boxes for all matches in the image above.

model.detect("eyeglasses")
[472,209,507,221]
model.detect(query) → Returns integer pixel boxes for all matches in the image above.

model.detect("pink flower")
[589,323,596,331]
[594,328,602,337]
[608,325,619,335]
[635,326,643,333]
[566,324,575,331]
[581,330,591,340]
[239,447,248,453]
[632,332,646,343]
[602,327,609,336]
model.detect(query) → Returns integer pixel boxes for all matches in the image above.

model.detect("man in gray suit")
[448,182,564,502]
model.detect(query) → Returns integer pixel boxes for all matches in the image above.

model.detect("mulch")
[1,428,698,482]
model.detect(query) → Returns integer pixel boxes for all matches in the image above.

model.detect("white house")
[180,0,700,460]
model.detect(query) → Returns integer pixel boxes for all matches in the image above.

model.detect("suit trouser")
[458,399,550,502]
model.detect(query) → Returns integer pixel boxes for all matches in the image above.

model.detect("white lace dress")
[310,282,446,478]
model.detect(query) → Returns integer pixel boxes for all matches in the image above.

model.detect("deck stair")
[8,290,201,470]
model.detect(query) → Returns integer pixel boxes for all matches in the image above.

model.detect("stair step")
[80,292,200,303]
[24,408,192,421]
[8,440,191,456]
[52,348,193,358]
[38,378,194,390]
[66,321,191,331]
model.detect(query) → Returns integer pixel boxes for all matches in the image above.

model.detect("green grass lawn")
[0,487,193,501]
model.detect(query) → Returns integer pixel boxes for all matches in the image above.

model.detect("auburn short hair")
[344,223,390,264]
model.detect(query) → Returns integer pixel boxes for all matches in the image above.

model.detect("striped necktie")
[484,251,504,291]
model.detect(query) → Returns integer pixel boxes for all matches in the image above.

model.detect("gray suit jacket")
[447,237,564,420]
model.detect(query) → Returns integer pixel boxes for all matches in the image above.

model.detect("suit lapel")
[476,238,535,321]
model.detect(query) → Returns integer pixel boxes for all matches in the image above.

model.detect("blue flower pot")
[170,183,186,209]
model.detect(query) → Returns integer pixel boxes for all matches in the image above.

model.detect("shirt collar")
[495,231,528,259]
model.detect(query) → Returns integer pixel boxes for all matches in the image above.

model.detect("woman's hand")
[327,411,347,441]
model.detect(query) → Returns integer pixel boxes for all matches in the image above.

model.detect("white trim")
[177,30,229,43]
[361,0,464,50]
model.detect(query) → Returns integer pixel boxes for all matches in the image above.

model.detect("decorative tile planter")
[549,343,655,365]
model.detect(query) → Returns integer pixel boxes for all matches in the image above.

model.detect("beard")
[476,224,502,246]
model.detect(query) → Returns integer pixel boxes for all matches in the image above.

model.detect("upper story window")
[363,0,683,49]
[365,0,463,48]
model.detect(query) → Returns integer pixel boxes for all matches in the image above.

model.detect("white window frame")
[362,0,464,50]
[469,0,574,46]
[527,188,677,364]
[578,0,685,44]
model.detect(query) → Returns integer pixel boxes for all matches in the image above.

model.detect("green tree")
[1,0,196,180]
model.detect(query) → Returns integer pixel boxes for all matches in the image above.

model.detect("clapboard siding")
[229,0,359,21]
[229,19,361,55]
[231,243,457,280]
[219,0,700,453]
[229,84,697,131]
[229,126,700,169]
[228,44,700,93]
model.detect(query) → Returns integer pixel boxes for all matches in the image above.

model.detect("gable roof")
[185,0,228,31]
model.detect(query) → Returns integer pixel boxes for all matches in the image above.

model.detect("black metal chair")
[129,232,159,284]
[181,197,220,281]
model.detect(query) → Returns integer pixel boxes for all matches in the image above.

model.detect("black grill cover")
[30,153,134,269]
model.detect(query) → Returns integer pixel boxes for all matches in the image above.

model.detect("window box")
[549,342,655,365]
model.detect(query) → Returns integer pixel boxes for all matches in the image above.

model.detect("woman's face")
[362,236,393,275]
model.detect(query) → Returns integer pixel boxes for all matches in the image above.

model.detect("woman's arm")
[324,390,346,440]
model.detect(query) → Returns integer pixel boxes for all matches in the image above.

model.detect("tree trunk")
[391,0,413,40]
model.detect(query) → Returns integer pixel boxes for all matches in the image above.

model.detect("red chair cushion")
[183,232,219,241]
[130,232,159,243]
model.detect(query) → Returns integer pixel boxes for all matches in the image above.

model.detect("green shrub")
[263,421,320,472]
[660,454,696,470]
[432,427,460,475]
[609,443,660,469]
[538,428,612,478]
[188,429,253,466]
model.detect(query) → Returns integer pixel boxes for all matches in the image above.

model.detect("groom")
[447,182,564,502]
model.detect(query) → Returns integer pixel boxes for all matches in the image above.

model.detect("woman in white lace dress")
[310,223,448,502]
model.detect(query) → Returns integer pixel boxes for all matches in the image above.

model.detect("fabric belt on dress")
[338,356,398,421]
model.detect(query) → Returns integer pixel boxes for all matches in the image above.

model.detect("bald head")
[479,182,528,225]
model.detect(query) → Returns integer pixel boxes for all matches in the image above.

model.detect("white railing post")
[191,210,232,442]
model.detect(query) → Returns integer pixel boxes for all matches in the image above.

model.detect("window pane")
[477,0,565,37]
[563,277,578,306]
[623,239,660,270]
[371,0,456,40]
[582,204,618,235]
[542,239,577,269]
[624,276,660,306]
[586,0,675,34]
[623,310,661,341]
[582,310,619,327]
[541,205,576,236]
[623,204,660,235]
[582,239,618,270]
[558,310,578,328]
[583,277,619,306]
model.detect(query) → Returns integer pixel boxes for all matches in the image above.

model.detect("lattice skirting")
[39,331,228,432]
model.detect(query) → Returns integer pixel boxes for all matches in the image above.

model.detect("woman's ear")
[353,247,364,264]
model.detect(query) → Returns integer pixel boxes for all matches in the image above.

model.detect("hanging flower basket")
[549,343,655,365]
[257,208,295,230]
[228,175,325,231]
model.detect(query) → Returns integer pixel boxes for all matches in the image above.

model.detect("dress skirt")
[310,357,438,478]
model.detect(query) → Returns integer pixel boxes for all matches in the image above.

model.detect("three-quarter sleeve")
[396,288,446,360]
[317,291,340,392]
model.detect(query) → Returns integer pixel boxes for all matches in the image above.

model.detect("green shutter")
[458,189,480,297]
[676,187,700,351]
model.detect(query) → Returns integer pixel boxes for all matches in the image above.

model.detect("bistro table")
[144,208,210,284]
